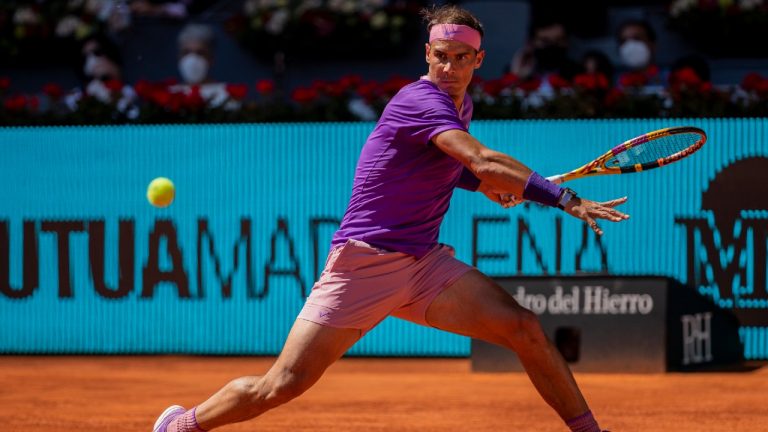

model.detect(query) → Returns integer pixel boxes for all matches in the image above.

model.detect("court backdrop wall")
[1,119,766,359]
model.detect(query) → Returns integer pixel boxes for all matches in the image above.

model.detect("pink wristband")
[429,24,482,51]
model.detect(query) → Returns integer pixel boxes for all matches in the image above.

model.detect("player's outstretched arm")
[434,129,630,234]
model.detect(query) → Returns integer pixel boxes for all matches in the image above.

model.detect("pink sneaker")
[153,405,186,432]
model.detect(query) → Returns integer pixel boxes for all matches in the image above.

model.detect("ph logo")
[681,312,713,365]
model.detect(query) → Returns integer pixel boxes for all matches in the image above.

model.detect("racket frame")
[547,126,707,185]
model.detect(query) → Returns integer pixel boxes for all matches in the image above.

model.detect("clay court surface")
[1,356,766,431]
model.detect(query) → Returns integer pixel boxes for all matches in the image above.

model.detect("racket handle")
[546,174,565,185]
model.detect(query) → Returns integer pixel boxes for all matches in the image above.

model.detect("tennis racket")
[502,126,706,206]
[546,126,707,185]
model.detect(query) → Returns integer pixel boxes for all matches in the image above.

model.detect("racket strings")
[611,132,701,167]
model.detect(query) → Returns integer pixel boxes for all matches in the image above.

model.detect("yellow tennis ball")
[147,177,175,208]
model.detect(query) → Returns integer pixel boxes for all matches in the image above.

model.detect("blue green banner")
[1,119,766,358]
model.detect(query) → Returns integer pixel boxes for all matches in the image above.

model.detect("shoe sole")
[153,405,185,432]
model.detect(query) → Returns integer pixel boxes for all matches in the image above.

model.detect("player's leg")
[424,269,601,430]
[155,318,360,431]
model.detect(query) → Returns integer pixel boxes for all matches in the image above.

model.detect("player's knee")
[498,307,546,350]
[259,369,313,408]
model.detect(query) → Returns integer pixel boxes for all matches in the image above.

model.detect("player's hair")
[420,4,484,38]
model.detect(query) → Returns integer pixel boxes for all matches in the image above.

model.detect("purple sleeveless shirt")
[331,79,480,258]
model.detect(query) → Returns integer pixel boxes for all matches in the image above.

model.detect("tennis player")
[154,5,626,432]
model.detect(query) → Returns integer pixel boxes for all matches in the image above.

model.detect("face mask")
[178,53,209,85]
[619,40,651,69]
[534,46,567,71]
[83,54,99,76]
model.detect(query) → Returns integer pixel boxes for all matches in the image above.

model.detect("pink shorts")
[298,239,474,333]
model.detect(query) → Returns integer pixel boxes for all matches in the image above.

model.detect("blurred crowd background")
[1,0,767,125]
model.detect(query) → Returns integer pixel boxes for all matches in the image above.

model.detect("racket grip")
[546,174,565,185]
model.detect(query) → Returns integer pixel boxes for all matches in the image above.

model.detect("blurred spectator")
[508,16,580,82]
[65,33,138,118]
[169,23,240,110]
[130,0,193,20]
[616,19,657,73]
[580,50,615,85]
[77,33,124,84]
[177,23,215,85]
[530,0,609,39]
[615,20,664,91]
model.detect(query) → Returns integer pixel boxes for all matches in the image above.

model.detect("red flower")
[741,72,764,92]
[382,76,411,96]
[134,80,154,99]
[356,81,380,102]
[325,82,346,98]
[255,79,275,94]
[500,73,519,87]
[185,85,205,109]
[483,79,505,97]
[669,67,715,95]
[3,94,26,111]
[757,80,768,95]
[292,87,318,104]
[0,77,10,91]
[548,74,570,90]
[669,67,703,87]
[43,83,63,100]
[226,83,248,100]
[518,77,542,93]
[166,92,185,113]
[150,88,171,107]
[104,79,123,93]
[573,73,609,90]
[619,71,648,88]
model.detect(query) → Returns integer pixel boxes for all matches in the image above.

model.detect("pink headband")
[429,24,482,51]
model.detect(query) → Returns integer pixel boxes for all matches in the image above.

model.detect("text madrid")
[513,286,654,315]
